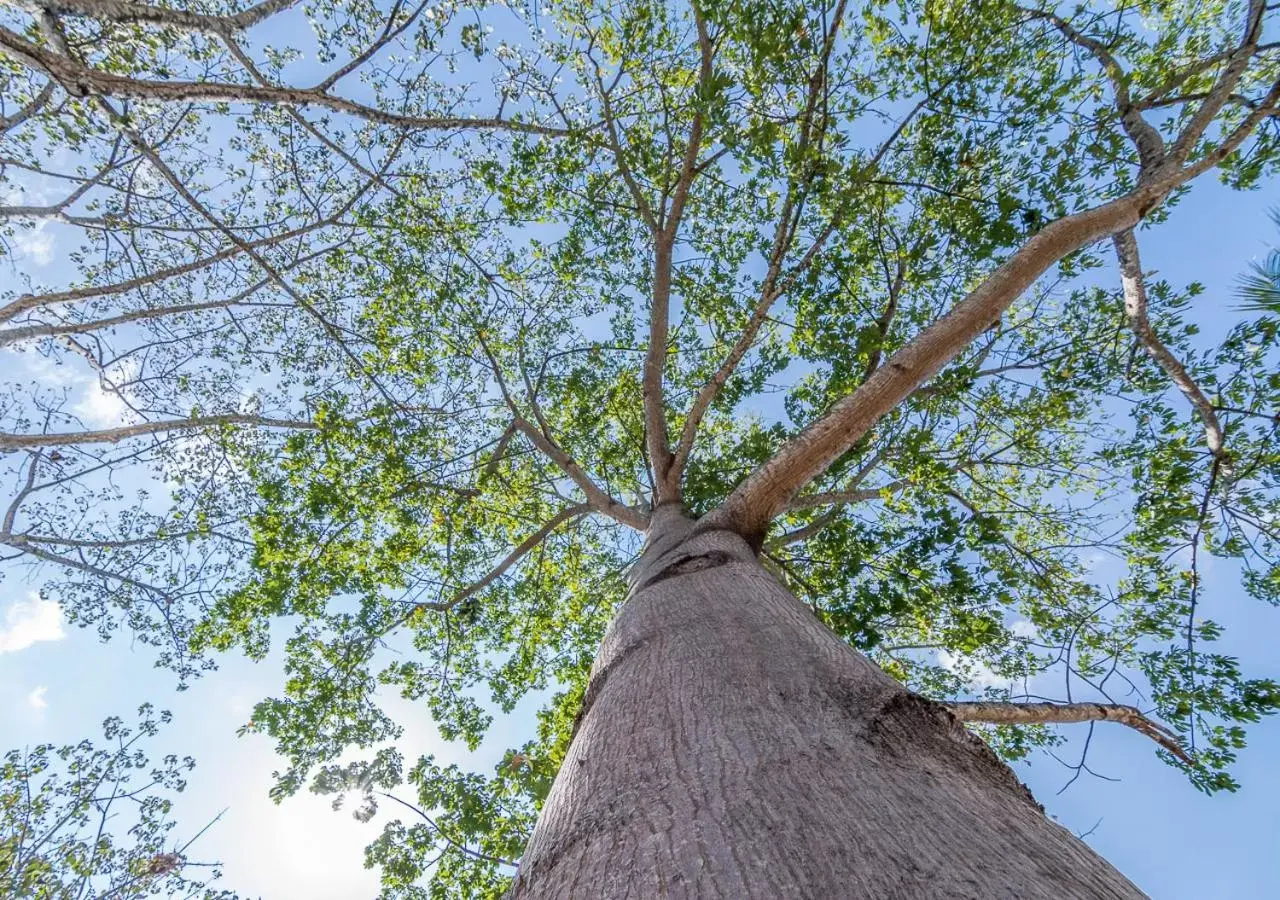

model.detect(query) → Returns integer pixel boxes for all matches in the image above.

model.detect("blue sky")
[3,5,1280,896]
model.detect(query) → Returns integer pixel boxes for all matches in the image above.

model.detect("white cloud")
[72,381,128,428]
[72,358,137,428]
[0,593,66,654]
[9,352,80,387]
[27,686,47,709]
[12,225,55,266]
[938,650,1010,690]
[1010,619,1038,639]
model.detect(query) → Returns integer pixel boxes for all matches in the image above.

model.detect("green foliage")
[205,1,1280,893]
[1238,210,1280,313]
[0,706,233,899]
[5,0,1280,895]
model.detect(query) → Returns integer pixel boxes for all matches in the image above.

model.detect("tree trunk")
[508,508,1146,898]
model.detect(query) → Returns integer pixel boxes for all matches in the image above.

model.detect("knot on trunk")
[866,691,1044,815]
[637,549,733,591]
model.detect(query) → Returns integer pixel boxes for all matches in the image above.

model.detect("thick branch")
[1017,5,1165,170]
[0,414,315,450]
[0,26,566,136]
[705,190,1160,539]
[1,0,299,33]
[1113,229,1225,458]
[509,418,648,531]
[1180,74,1280,181]
[645,9,715,500]
[667,1,853,494]
[1168,0,1267,163]
[477,336,647,530]
[946,700,1192,763]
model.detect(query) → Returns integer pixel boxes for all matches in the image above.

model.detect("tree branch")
[1168,0,1267,164]
[1,0,300,33]
[0,414,315,450]
[1016,4,1165,171]
[667,0,853,494]
[1113,229,1225,458]
[0,25,567,136]
[476,336,648,530]
[647,6,715,500]
[0,209,352,326]
[786,480,911,512]
[0,256,323,349]
[419,503,591,613]
[946,700,1192,764]
[0,80,53,135]
[704,188,1162,539]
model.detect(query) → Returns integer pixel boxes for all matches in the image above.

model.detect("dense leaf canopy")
[3,0,1280,895]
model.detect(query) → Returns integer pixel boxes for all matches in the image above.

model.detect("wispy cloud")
[12,225,55,266]
[72,381,128,428]
[0,593,66,654]
[938,650,1011,690]
[27,686,48,709]
[1010,619,1039,639]
[71,357,138,428]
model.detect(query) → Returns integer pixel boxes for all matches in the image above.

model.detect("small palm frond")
[1238,254,1280,313]
[1237,209,1280,313]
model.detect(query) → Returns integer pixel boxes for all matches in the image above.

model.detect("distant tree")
[3,0,1280,896]
[0,705,234,899]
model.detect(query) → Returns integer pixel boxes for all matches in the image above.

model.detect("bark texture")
[509,508,1146,899]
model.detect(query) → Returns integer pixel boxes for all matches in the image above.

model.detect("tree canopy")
[3,0,1280,895]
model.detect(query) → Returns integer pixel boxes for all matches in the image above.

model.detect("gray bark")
[510,507,1145,898]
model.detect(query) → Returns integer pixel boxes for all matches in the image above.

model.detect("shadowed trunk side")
[509,508,1146,898]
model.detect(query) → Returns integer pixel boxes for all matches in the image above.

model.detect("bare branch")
[590,48,659,234]
[0,263,315,349]
[1113,229,1225,458]
[1,0,300,34]
[946,700,1192,764]
[0,414,315,450]
[0,212,348,326]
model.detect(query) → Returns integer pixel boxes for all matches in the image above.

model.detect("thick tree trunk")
[509,508,1146,898]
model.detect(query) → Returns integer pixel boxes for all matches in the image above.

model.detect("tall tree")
[3,0,1280,895]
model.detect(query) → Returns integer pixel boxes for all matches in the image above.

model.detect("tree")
[3,0,1280,895]
[0,704,235,899]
